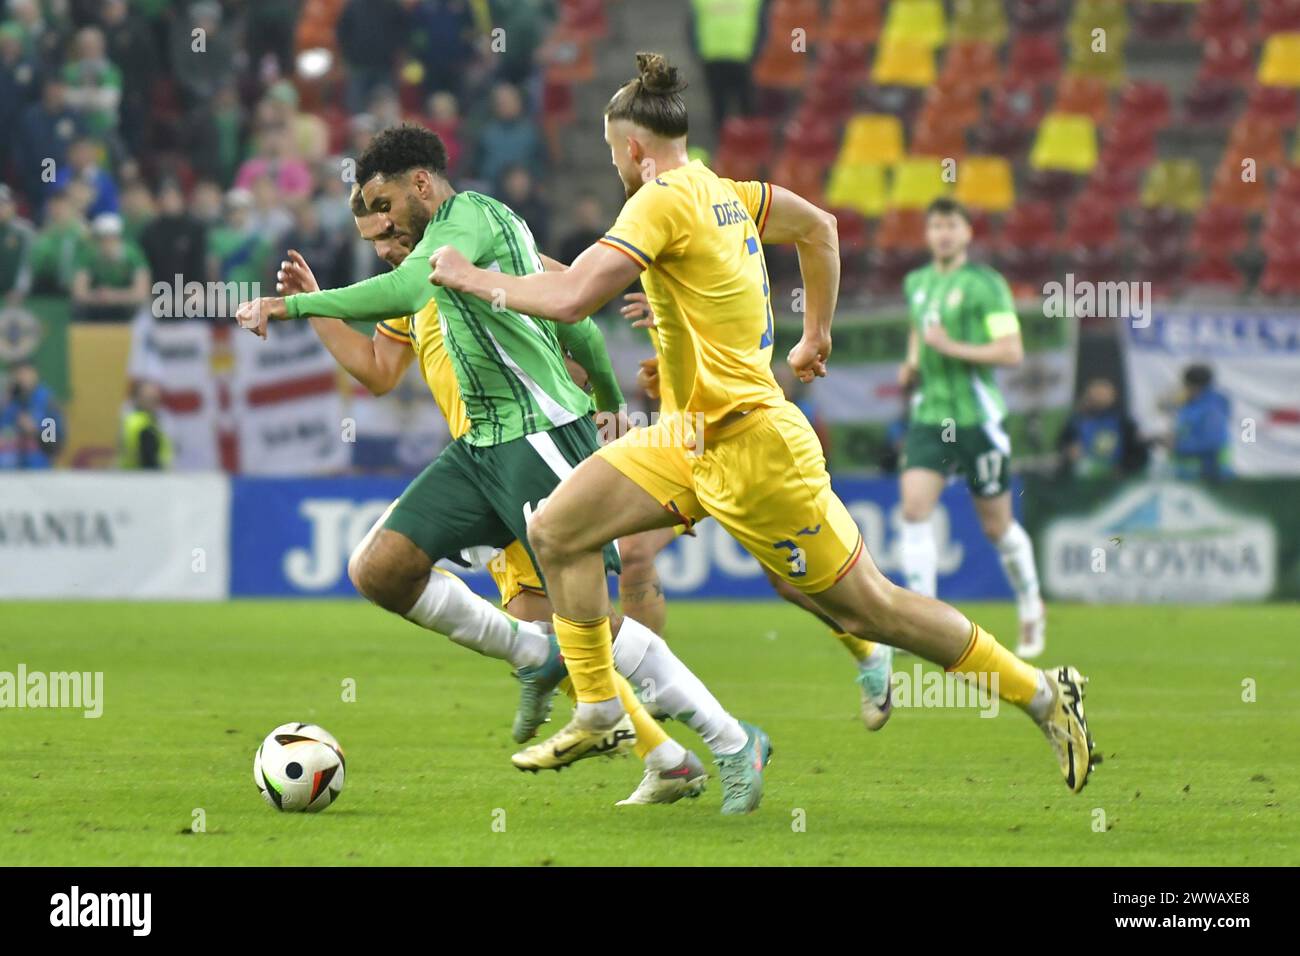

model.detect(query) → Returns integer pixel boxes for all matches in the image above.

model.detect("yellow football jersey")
[375,299,472,440]
[601,160,783,428]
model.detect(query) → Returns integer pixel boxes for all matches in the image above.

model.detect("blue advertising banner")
[230,475,1016,601]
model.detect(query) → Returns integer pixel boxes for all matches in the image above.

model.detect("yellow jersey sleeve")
[717,178,774,236]
[376,315,414,345]
[599,178,690,269]
[980,272,1020,338]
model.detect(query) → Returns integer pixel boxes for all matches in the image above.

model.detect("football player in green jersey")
[898,198,1045,658]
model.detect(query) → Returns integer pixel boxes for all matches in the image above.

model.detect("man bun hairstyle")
[355,123,448,187]
[605,52,689,138]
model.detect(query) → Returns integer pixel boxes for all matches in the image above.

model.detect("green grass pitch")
[2,600,1296,866]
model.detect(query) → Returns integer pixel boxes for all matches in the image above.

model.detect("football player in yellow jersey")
[429,52,1097,813]
[277,189,767,806]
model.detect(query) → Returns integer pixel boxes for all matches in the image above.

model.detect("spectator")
[61,26,122,140]
[0,185,35,305]
[139,180,207,290]
[0,361,62,469]
[53,136,120,219]
[488,0,555,86]
[314,161,355,235]
[119,380,170,469]
[337,0,405,112]
[8,0,65,67]
[263,81,330,167]
[555,193,606,266]
[689,0,762,126]
[405,0,477,98]
[207,188,273,288]
[71,211,150,321]
[99,0,156,155]
[500,165,550,248]
[0,20,41,175]
[169,1,234,107]
[245,0,302,81]
[1172,364,1232,481]
[425,91,463,178]
[1057,378,1149,479]
[475,82,545,188]
[247,175,295,248]
[16,79,81,213]
[191,179,225,228]
[118,180,155,244]
[281,198,351,291]
[234,122,314,200]
[28,192,87,295]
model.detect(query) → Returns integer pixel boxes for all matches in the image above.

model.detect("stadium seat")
[1261,0,1300,34]
[840,114,906,165]
[1118,80,1172,131]
[1261,198,1300,253]
[871,38,936,87]
[1086,161,1140,204]
[1209,155,1270,211]
[826,162,890,217]
[1193,0,1250,40]
[1010,0,1068,32]
[1258,33,1300,87]
[881,0,948,48]
[1030,112,1098,174]
[875,208,928,248]
[826,0,885,43]
[767,0,827,44]
[866,246,928,293]
[969,117,1034,157]
[1228,116,1288,166]
[1183,79,1240,126]
[1247,85,1300,126]
[940,41,1001,91]
[1007,31,1063,85]
[1065,37,1126,88]
[814,40,872,88]
[995,243,1055,291]
[1275,165,1300,204]
[888,156,951,209]
[1066,243,1125,286]
[1201,31,1257,83]
[769,154,827,207]
[832,207,870,251]
[1068,0,1129,44]
[1065,199,1120,249]
[1098,114,1158,170]
[1140,159,1205,211]
[921,82,982,129]
[910,116,967,158]
[714,117,776,182]
[949,0,1008,45]
[1190,204,1249,255]
[753,33,809,91]
[795,83,858,126]
[557,0,609,41]
[1258,249,1300,297]
[1021,167,1085,204]
[989,78,1051,130]
[1187,252,1246,291]
[1055,74,1110,122]
[779,116,841,169]
[1131,1,1191,41]
[999,201,1057,249]
[954,155,1015,211]
[1131,205,1185,247]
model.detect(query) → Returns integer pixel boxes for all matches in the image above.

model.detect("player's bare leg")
[524,456,764,812]
[764,570,894,730]
[617,525,675,635]
[805,549,1095,792]
[898,467,945,598]
[972,491,1046,659]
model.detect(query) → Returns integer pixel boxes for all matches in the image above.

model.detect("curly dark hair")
[355,123,449,187]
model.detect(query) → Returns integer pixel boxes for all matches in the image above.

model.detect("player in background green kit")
[898,198,1045,659]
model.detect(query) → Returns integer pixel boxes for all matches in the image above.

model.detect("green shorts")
[901,420,1012,498]
[384,418,621,582]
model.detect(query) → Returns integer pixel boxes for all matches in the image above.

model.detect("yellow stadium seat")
[839,114,905,165]
[1141,159,1204,212]
[949,0,1007,45]
[954,155,1015,212]
[881,0,947,49]
[1259,33,1300,88]
[826,162,890,218]
[889,156,951,209]
[872,38,936,87]
[1029,112,1099,173]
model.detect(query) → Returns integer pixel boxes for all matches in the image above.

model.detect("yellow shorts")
[487,540,545,608]
[596,401,863,593]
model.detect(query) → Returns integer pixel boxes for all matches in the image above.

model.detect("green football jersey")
[903,261,1019,426]
[286,190,593,446]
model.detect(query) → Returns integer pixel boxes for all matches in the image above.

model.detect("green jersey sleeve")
[556,318,624,413]
[284,226,440,320]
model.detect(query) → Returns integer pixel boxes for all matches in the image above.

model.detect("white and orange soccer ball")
[253,723,346,812]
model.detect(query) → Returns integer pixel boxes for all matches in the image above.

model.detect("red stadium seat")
[866,247,928,294]
[1261,198,1300,253]
[753,33,809,91]
[940,41,1001,91]
[969,117,1034,157]
[1260,0,1300,34]
[1131,205,1185,248]
[1131,1,1192,41]
[999,200,1057,249]
[1066,243,1124,285]
[1193,0,1250,40]
[769,153,827,207]
[1227,116,1287,166]
[1010,0,1068,32]
[875,208,927,250]
[795,83,858,127]
[920,83,982,130]
[1087,161,1140,204]
[1055,74,1110,122]
[1006,31,1063,86]
[1117,80,1172,131]
[826,1,884,44]
[768,0,826,44]
[911,116,967,158]
[1191,204,1249,255]
[714,117,776,181]
[1021,167,1083,204]
[1187,253,1246,290]
[1209,156,1270,212]
[1182,79,1240,126]
[779,115,841,168]
[1275,165,1300,204]
[1065,199,1120,249]
[814,40,872,88]
[989,78,1051,130]
[995,244,1055,292]
[1246,86,1300,127]
[558,0,609,41]
[1199,31,1257,83]
[1098,115,1158,170]
[1258,249,1300,297]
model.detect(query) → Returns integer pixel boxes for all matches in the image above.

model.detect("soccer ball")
[253,723,346,812]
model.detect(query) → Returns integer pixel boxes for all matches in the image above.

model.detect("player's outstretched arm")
[762,184,840,382]
[428,241,642,325]
[922,324,1024,366]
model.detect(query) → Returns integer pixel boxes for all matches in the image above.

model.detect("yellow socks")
[833,630,877,663]
[615,674,670,757]
[946,622,1040,706]
[552,614,619,703]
